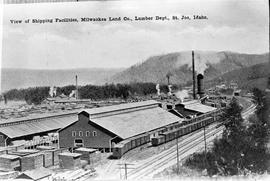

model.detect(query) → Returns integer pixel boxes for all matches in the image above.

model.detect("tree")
[185,96,270,176]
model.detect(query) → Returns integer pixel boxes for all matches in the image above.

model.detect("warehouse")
[59,100,182,151]
[0,112,77,147]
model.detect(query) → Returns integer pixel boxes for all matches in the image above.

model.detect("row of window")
[72,131,97,137]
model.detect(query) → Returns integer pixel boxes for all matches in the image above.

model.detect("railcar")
[151,117,214,147]
[112,133,150,158]
[113,110,220,158]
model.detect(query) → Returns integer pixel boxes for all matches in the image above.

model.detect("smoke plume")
[175,90,189,102]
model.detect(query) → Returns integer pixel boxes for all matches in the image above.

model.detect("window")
[74,139,84,147]
[72,131,76,137]
[86,131,90,137]
[0,135,3,140]
[93,131,97,137]
[79,131,83,137]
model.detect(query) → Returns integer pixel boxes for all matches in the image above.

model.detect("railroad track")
[127,124,223,179]
[127,102,256,179]
[121,125,205,162]
[132,127,224,179]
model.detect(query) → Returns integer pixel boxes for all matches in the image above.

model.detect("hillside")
[111,51,269,85]
[205,62,270,90]
[1,68,123,92]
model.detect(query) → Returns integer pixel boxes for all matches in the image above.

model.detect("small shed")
[74,147,97,164]
[0,154,20,171]
[16,167,52,181]
[58,152,81,169]
[20,152,44,171]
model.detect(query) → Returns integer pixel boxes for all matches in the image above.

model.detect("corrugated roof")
[0,115,77,138]
[90,106,182,139]
[83,100,159,116]
[0,110,79,125]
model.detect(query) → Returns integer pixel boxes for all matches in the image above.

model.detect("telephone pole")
[118,163,134,180]
[176,137,179,174]
[203,126,207,169]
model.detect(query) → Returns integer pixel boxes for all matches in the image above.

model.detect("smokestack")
[197,74,204,98]
[75,75,78,99]
[192,51,196,99]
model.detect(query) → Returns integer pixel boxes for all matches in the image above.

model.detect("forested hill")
[205,62,270,90]
[110,51,269,85]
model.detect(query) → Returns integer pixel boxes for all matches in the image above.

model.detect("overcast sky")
[1,0,269,69]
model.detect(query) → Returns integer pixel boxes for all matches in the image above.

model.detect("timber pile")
[58,152,81,169]
[37,146,55,167]
[0,154,20,171]
[74,147,97,164]
[20,152,44,171]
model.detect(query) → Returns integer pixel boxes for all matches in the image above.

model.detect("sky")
[1,0,269,70]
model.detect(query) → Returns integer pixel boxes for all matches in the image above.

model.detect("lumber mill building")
[0,111,78,147]
[59,100,182,151]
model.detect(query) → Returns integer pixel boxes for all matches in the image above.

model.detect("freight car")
[112,133,150,159]
[112,109,222,158]
[151,117,214,146]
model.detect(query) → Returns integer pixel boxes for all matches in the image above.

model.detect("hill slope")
[111,51,269,85]
[206,62,270,90]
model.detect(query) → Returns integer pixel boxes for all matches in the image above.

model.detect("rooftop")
[0,114,77,138]
[0,154,20,160]
[75,147,97,153]
[177,100,217,113]
[81,100,182,139]
[59,152,81,158]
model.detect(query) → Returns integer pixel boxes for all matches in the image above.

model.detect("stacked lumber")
[74,148,97,164]
[0,154,20,171]
[58,152,81,169]
[37,146,55,167]
[20,152,44,171]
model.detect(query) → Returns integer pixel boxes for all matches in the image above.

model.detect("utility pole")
[203,126,207,169]
[176,137,179,175]
[118,163,134,180]
[192,50,196,100]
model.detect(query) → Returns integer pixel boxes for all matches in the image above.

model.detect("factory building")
[58,100,182,151]
[0,112,78,147]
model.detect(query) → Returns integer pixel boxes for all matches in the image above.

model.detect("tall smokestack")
[197,74,204,98]
[75,75,78,99]
[192,51,196,99]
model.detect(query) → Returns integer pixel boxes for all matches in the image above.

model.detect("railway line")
[127,124,224,179]
[126,100,256,179]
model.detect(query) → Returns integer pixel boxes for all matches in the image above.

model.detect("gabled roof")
[90,107,181,139]
[178,100,216,113]
[80,100,182,139]
[0,114,77,139]
[82,100,159,117]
